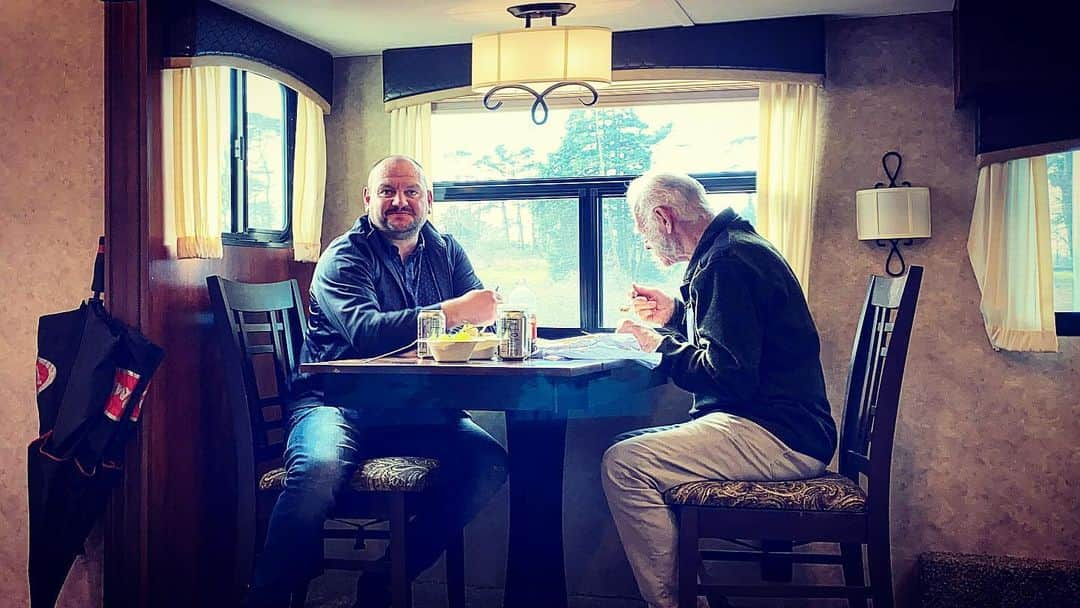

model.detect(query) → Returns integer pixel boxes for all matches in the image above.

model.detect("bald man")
[248,156,507,608]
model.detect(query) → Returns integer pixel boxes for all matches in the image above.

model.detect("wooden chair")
[665,266,924,608]
[207,275,465,608]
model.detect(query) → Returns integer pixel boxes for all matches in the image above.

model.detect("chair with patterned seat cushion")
[665,473,867,513]
[666,266,923,608]
[258,456,442,493]
[207,275,465,608]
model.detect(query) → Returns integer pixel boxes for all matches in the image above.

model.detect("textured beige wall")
[812,12,1080,606]
[323,56,391,248]
[0,1,105,607]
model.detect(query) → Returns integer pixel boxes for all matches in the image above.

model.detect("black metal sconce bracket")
[877,238,913,277]
[874,151,911,189]
[870,151,917,277]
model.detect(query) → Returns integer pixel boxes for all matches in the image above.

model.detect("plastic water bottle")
[507,283,537,311]
[507,283,539,345]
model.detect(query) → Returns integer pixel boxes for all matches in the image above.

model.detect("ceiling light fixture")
[471,3,612,125]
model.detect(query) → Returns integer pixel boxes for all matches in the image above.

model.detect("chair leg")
[840,542,868,608]
[760,540,793,582]
[389,493,411,608]
[698,562,729,608]
[289,581,309,608]
[866,536,893,608]
[677,507,700,608]
[446,528,466,608]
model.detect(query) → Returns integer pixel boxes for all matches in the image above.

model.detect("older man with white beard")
[603,171,838,608]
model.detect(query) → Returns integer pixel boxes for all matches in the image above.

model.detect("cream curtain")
[291,93,327,262]
[162,66,229,259]
[389,103,433,174]
[968,157,1059,351]
[755,82,820,292]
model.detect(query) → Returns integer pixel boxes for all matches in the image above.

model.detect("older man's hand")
[616,319,664,353]
[442,289,500,327]
[628,283,675,326]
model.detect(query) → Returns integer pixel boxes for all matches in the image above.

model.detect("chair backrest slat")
[280,310,299,381]
[838,267,923,511]
[207,276,307,470]
[206,275,307,602]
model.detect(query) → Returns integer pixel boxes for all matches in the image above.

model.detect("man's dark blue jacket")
[290,216,482,408]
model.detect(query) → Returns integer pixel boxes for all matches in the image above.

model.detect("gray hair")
[626,171,712,222]
[369,154,429,190]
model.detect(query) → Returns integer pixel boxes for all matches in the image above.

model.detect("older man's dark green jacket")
[656,209,838,464]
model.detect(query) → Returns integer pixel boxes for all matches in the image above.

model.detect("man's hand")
[441,289,500,327]
[628,283,675,326]
[616,319,664,353]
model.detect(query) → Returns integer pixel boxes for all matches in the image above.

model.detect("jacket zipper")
[380,255,411,306]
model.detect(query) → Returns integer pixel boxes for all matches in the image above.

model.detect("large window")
[222,70,296,245]
[1048,149,1079,334]
[431,90,758,333]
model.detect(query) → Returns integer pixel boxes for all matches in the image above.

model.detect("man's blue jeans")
[249,404,508,601]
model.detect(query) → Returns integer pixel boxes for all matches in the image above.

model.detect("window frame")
[434,172,755,336]
[222,69,296,248]
[1056,312,1079,336]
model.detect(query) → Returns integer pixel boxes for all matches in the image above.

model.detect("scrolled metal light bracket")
[483,81,599,125]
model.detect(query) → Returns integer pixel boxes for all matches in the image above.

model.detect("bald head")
[363,154,434,241]
[368,155,429,192]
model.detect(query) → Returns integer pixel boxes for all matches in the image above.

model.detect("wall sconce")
[856,151,931,277]
[471,3,612,125]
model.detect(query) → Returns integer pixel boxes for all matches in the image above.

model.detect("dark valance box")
[382,16,825,103]
[162,0,333,108]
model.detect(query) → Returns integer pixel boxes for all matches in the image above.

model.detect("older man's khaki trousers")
[601,412,826,608]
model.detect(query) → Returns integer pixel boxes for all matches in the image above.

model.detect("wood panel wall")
[144,247,312,607]
[105,1,314,605]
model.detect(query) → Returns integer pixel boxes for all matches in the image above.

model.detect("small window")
[224,70,296,246]
[1048,150,1079,334]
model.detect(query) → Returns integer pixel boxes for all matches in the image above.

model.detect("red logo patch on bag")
[128,380,150,422]
[36,357,56,394]
[104,369,140,421]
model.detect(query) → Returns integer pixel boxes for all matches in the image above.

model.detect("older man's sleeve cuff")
[656,335,687,355]
[664,299,686,332]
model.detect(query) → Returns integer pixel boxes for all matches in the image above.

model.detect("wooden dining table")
[301,354,666,608]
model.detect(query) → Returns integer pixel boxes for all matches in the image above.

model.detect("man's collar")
[372,227,425,259]
[686,208,742,275]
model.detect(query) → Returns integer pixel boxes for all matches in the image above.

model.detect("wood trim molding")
[103,1,152,606]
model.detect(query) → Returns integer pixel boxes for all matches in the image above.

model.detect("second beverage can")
[498,308,531,360]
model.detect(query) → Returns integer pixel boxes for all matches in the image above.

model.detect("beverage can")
[498,308,531,360]
[417,310,445,359]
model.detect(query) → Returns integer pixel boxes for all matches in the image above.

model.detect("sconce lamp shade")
[856,187,932,240]
[471,26,612,92]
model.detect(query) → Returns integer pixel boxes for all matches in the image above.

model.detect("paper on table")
[535,333,663,369]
